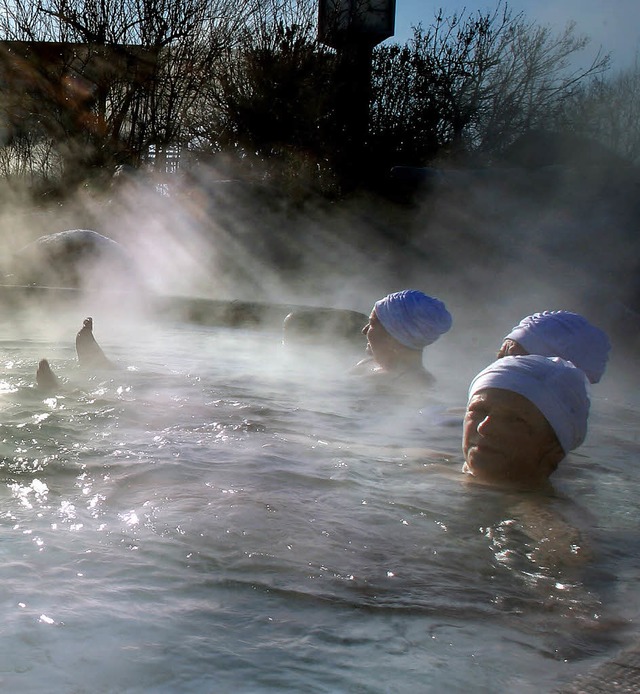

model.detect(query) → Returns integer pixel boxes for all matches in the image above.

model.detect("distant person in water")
[497,311,610,384]
[463,355,590,488]
[353,289,452,388]
[282,307,367,353]
[36,317,114,392]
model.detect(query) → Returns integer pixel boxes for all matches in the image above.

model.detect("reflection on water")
[0,316,637,693]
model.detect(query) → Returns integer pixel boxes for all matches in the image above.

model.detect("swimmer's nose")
[476,415,496,436]
[362,323,370,335]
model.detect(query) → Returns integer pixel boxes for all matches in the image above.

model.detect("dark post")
[318,0,396,191]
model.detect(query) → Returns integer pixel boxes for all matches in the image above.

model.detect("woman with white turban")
[497,311,610,384]
[354,289,452,388]
[463,355,590,487]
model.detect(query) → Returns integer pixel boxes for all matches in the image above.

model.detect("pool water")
[0,311,638,693]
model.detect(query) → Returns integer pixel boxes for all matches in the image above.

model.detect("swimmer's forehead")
[467,388,542,416]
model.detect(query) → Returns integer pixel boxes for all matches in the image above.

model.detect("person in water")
[353,289,452,387]
[36,317,114,392]
[282,307,368,352]
[463,354,590,488]
[497,311,611,384]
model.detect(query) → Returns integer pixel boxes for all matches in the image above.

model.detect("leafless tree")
[0,0,246,190]
[558,59,640,163]
[370,2,610,168]
[188,0,336,189]
[0,0,624,197]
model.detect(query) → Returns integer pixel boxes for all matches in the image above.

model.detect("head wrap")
[374,290,452,351]
[505,311,610,384]
[468,355,590,453]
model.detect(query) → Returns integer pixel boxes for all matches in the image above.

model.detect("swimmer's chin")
[463,447,510,479]
[462,456,550,491]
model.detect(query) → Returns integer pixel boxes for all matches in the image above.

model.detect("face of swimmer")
[462,388,565,486]
[497,338,528,359]
[362,309,401,369]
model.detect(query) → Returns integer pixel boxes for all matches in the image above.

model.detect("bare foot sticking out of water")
[36,358,61,392]
[76,317,114,369]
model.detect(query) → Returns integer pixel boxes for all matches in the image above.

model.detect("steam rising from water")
[0,159,638,692]
[0,156,638,407]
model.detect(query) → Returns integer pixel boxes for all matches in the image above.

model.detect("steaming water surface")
[0,315,638,693]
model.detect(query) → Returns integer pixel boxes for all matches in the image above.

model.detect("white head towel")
[505,311,610,384]
[468,355,590,453]
[374,290,452,351]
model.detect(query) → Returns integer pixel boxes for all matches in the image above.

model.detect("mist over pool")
[0,158,639,692]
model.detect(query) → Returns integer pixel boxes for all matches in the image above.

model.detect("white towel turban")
[468,355,590,454]
[374,290,452,351]
[505,311,611,384]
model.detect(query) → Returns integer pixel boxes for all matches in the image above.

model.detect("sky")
[393,0,640,71]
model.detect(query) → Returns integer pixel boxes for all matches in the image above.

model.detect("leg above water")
[36,358,61,392]
[76,317,115,369]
